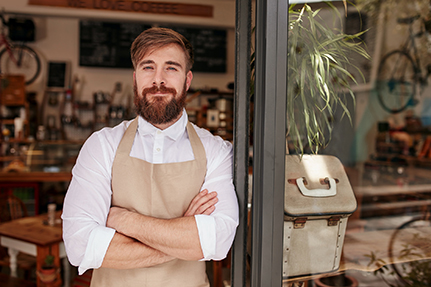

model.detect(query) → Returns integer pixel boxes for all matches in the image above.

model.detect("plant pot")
[36,267,58,283]
[314,274,358,287]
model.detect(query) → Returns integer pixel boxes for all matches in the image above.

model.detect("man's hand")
[107,206,132,233]
[183,189,218,217]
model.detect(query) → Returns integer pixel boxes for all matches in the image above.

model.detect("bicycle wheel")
[376,50,418,114]
[388,215,431,286]
[0,44,41,85]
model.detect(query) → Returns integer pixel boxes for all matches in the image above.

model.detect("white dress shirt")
[62,110,239,275]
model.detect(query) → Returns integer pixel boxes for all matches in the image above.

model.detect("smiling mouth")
[149,92,173,97]
[142,85,177,99]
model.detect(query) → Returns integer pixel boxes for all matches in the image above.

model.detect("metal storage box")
[283,155,357,278]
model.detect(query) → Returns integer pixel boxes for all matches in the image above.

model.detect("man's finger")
[195,197,218,215]
[184,191,218,216]
[189,189,209,206]
[201,205,215,215]
[188,191,216,211]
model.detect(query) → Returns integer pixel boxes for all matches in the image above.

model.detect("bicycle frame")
[0,33,17,65]
[0,12,19,66]
[399,15,429,84]
[0,11,41,84]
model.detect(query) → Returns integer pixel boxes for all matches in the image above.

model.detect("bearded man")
[62,27,238,287]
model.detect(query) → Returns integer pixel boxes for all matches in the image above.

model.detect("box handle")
[296,177,337,197]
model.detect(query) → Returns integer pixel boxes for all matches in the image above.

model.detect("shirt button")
[156,148,161,152]
[157,131,162,134]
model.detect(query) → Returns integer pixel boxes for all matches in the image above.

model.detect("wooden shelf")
[1,138,34,144]
[361,199,431,213]
[0,171,72,182]
[0,119,29,124]
[0,156,21,162]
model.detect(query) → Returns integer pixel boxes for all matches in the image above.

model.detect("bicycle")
[388,210,431,286]
[0,13,41,85]
[376,15,431,114]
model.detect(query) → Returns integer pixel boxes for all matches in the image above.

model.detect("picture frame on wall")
[46,61,70,90]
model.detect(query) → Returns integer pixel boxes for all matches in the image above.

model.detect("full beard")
[134,80,188,125]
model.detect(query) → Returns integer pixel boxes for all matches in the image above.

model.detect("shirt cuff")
[78,226,116,275]
[194,214,216,260]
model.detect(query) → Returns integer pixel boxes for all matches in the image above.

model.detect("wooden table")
[0,212,70,287]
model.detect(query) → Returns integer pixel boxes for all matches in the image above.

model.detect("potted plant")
[37,254,58,284]
[288,3,370,154]
[251,2,369,154]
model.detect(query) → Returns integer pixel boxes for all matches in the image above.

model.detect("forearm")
[101,232,175,269]
[117,212,203,261]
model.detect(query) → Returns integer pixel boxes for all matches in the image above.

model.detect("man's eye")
[167,67,177,71]
[143,66,153,70]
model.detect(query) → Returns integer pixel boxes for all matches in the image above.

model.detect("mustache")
[142,85,177,96]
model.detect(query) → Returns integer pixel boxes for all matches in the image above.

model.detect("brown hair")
[131,27,194,72]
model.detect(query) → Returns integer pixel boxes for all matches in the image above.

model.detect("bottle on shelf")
[62,89,74,125]
[47,115,59,141]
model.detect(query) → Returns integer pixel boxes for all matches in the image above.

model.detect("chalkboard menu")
[47,61,69,88]
[80,21,150,69]
[167,26,226,73]
[79,21,227,73]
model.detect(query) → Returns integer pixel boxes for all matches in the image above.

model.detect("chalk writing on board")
[79,21,227,73]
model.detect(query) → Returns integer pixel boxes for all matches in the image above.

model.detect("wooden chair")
[0,193,37,279]
[0,193,29,222]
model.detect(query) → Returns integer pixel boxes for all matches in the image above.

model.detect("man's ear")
[186,71,193,91]
[133,71,136,82]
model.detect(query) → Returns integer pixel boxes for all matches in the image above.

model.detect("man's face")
[133,44,193,125]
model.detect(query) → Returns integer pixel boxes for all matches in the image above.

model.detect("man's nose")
[152,69,166,86]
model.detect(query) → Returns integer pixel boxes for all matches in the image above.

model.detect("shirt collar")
[137,109,188,141]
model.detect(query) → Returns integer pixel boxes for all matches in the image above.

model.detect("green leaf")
[283,3,370,154]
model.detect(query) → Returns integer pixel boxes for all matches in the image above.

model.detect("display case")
[0,141,82,215]
[23,141,82,172]
[0,140,81,172]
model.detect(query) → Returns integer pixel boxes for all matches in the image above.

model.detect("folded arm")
[107,189,218,261]
[101,232,174,269]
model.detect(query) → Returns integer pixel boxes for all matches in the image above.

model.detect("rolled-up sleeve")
[62,131,117,275]
[195,136,239,260]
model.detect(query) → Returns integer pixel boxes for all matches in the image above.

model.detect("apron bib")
[91,118,209,287]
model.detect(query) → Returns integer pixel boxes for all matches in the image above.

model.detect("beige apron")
[91,117,209,287]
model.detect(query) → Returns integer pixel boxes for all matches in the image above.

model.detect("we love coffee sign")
[28,0,213,18]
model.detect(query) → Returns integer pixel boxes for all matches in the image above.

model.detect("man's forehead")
[140,44,186,64]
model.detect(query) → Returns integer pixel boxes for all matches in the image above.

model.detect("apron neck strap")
[186,121,206,161]
[116,116,139,156]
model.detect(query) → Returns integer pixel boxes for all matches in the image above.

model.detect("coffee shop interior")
[1,0,431,286]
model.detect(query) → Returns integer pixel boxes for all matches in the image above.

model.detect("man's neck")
[151,113,183,130]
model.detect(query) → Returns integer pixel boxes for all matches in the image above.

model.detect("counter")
[0,171,71,182]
